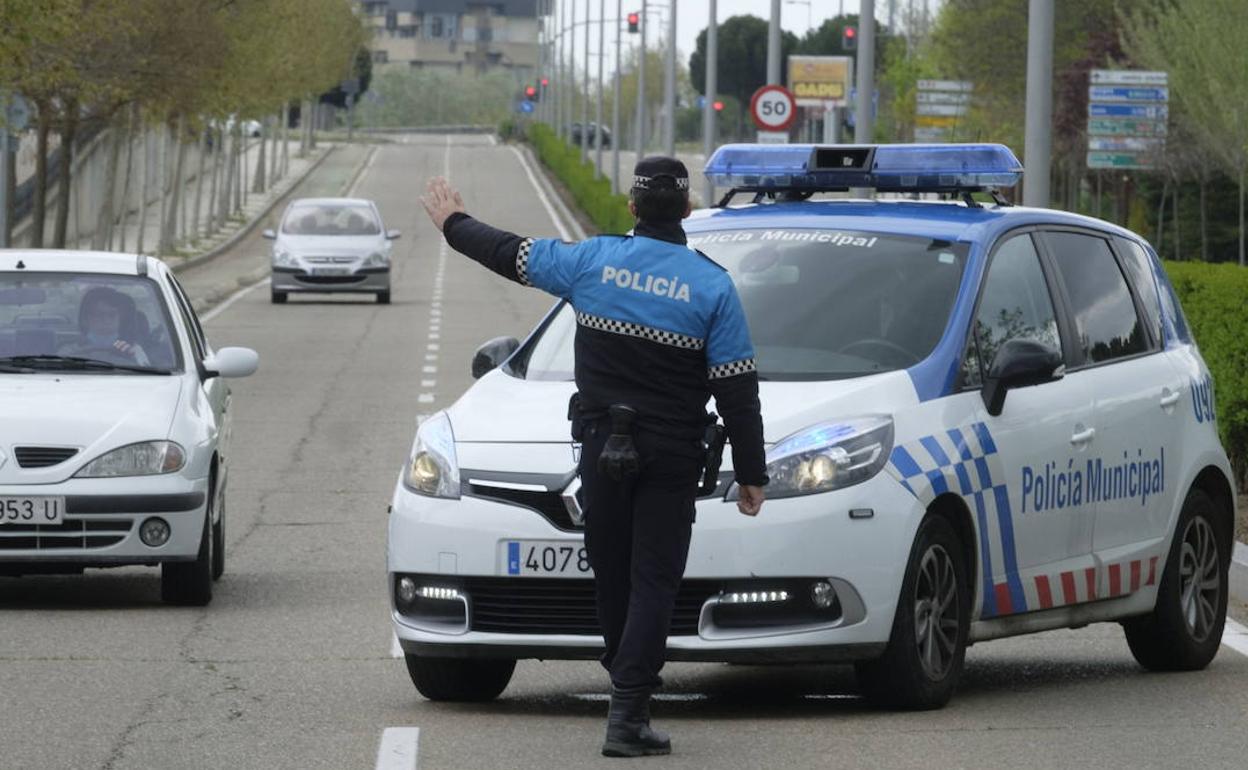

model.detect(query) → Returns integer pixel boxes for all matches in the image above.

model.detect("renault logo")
[562,475,585,527]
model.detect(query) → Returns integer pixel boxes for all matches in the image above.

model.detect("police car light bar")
[703,143,1023,197]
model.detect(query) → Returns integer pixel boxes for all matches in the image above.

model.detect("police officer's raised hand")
[737,484,764,516]
[420,176,466,232]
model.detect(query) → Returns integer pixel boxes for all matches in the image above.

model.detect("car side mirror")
[204,347,260,379]
[262,229,276,239]
[472,336,520,379]
[982,338,1064,416]
[386,229,402,240]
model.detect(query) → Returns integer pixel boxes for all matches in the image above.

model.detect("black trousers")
[579,420,703,691]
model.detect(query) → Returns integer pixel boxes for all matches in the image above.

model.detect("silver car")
[263,198,400,304]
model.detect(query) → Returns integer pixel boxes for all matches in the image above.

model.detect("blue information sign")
[1088,86,1169,102]
[1089,103,1168,119]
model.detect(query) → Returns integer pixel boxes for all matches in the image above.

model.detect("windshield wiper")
[0,355,171,375]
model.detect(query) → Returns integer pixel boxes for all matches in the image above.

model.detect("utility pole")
[595,0,605,176]
[612,0,622,192]
[557,0,566,138]
[855,0,875,144]
[702,0,717,208]
[663,0,676,156]
[1023,0,1053,207]
[767,0,781,85]
[635,0,647,163]
[570,0,577,145]
[582,0,591,162]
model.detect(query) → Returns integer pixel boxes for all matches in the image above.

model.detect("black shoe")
[601,685,672,758]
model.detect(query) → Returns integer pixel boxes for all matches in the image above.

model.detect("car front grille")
[295,273,367,285]
[465,484,580,531]
[13,446,79,468]
[460,576,717,636]
[303,256,356,264]
[0,519,133,550]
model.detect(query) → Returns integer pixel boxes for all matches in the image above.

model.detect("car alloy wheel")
[1178,516,1220,644]
[914,544,960,680]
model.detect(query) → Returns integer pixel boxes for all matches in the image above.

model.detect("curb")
[1233,540,1248,605]
[171,145,337,275]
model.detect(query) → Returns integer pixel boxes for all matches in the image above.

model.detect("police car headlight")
[75,441,186,477]
[403,411,460,499]
[273,249,298,268]
[730,416,893,500]
[362,252,390,269]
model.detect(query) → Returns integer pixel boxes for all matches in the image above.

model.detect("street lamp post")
[663,0,676,157]
[612,0,622,193]
[595,0,605,176]
[1023,0,1053,207]
[701,0,717,208]
[767,0,781,85]
[635,0,646,163]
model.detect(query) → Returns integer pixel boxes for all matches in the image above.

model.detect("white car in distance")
[0,251,258,605]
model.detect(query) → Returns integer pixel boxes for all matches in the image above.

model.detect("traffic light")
[540,77,549,87]
[524,84,538,101]
[627,12,639,33]
[712,100,724,112]
[843,25,856,51]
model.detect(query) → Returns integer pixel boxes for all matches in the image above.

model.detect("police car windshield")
[514,228,969,382]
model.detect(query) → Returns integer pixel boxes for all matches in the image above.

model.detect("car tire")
[855,515,970,710]
[161,508,213,606]
[376,291,390,305]
[1123,488,1228,671]
[404,654,514,701]
[271,290,287,304]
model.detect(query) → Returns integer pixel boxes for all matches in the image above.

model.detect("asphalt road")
[3,134,1248,770]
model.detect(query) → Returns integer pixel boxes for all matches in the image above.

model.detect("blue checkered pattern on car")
[886,422,1025,618]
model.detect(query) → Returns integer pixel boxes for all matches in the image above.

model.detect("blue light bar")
[703,143,1023,194]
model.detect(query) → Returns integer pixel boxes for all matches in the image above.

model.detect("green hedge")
[526,123,634,235]
[1163,260,1248,486]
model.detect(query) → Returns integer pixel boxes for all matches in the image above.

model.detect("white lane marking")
[421,380,435,387]
[1224,617,1248,658]
[427,333,440,341]
[509,145,574,241]
[347,146,380,197]
[424,354,437,362]
[201,278,271,324]
[418,394,434,403]
[427,343,439,351]
[375,727,420,770]
[391,633,404,658]
[488,133,498,146]
[422,365,437,373]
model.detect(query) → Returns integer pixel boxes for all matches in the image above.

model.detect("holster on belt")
[699,413,727,496]
[598,405,641,481]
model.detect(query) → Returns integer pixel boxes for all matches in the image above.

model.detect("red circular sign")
[749,84,797,131]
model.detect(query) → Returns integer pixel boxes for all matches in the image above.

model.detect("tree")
[689,15,799,136]
[320,47,373,109]
[1122,0,1248,266]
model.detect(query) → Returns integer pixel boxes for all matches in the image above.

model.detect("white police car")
[388,144,1235,708]
[0,251,258,605]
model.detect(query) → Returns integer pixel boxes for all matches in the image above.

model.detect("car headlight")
[362,252,390,269]
[728,416,893,500]
[273,249,298,268]
[404,411,460,499]
[75,441,187,478]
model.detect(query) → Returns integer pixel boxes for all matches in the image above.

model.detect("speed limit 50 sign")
[749,84,797,131]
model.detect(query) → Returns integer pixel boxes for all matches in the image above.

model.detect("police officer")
[420,157,767,758]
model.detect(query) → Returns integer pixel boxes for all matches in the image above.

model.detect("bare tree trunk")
[241,125,251,204]
[207,126,221,235]
[299,99,309,157]
[269,111,280,184]
[1199,173,1208,261]
[116,105,138,252]
[177,120,190,246]
[91,118,124,250]
[137,127,150,254]
[1240,166,1245,267]
[52,102,78,248]
[233,123,244,213]
[192,125,207,243]
[4,126,15,245]
[157,121,170,252]
[1172,176,1181,261]
[1155,177,1168,252]
[32,107,51,248]
[219,125,236,227]
[282,104,290,175]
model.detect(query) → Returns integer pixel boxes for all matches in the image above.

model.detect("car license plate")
[0,496,64,525]
[310,266,350,276]
[505,540,591,577]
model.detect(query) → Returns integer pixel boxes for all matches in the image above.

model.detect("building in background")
[359,0,539,76]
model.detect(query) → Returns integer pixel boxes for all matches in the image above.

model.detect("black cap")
[632,156,690,191]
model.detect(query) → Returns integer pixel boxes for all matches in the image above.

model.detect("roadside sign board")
[756,130,790,144]
[1,93,30,132]
[1087,70,1167,170]
[914,79,972,142]
[787,56,853,107]
[750,84,797,132]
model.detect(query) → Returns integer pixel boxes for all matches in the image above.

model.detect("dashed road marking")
[375,727,420,770]
[200,278,272,324]
[1224,617,1248,658]
[418,394,434,403]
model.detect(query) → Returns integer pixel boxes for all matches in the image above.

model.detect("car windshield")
[0,273,181,374]
[511,227,969,382]
[282,203,380,236]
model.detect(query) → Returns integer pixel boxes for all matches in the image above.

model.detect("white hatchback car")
[0,251,258,605]
[388,144,1236,708]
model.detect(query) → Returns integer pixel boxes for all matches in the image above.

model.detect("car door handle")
[1160,390,1181,408]
[1070,427,1096,446]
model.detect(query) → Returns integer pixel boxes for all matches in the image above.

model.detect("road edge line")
[375,727,420,770]
[508,144,582,241]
